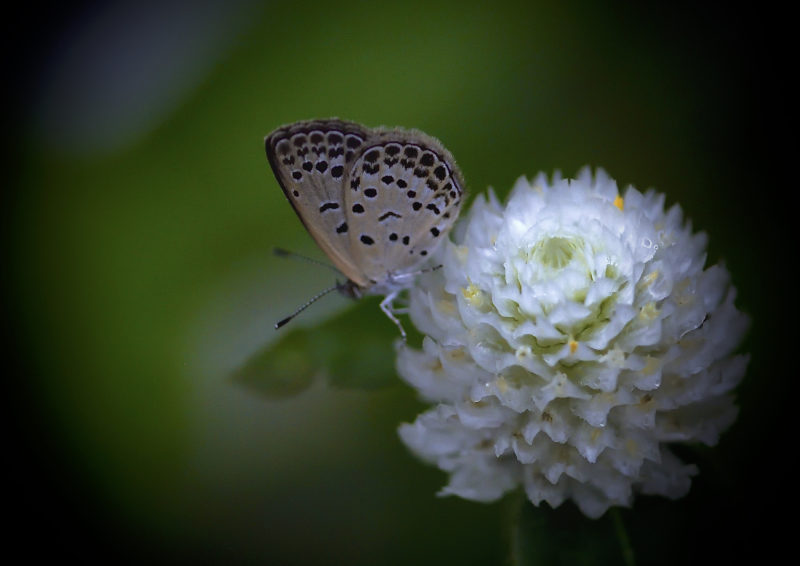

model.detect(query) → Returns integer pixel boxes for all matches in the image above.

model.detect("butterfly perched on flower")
[265,118,465,338]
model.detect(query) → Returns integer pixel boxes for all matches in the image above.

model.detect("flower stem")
[610,508,635,566]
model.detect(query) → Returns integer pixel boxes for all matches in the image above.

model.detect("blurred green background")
[8,0,783,563]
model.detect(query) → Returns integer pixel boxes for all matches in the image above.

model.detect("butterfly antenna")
[273,247,340,273]
[275,284,341,329]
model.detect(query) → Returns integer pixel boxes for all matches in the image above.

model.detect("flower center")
[532,236,579,269]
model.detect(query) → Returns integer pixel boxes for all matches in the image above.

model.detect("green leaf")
[231,326,318,398]
[512,500,634,566]
[231,297,402,398]
[323,299,400,390]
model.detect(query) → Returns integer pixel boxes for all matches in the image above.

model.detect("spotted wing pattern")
[342,134,464,286]
[265,119,465,292]
[265,119,371,286]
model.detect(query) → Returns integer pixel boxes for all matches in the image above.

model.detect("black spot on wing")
[379,211,402,222]
[319,202,340,213]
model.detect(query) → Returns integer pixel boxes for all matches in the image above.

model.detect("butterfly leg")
[390,294,410,315]
[379,290,407,342]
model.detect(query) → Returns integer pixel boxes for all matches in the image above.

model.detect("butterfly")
[265,118,465,339]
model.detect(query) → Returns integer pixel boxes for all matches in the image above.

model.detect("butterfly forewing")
[265,119,371,286]
[343,134,464,285]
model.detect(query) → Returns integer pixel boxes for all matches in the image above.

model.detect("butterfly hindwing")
[343,132,464,285]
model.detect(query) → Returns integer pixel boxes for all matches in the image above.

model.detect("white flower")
[397,168,749,518]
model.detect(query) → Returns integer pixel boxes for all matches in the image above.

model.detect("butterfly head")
[337,279,363,300]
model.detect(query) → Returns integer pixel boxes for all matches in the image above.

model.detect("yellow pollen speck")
[639,302,660,321]
[462,282,483,307]
[590,428,601,442]
[613,195,624,210]
[569,340,578,354]
[641,270,659,288]
[495,375,509,393]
